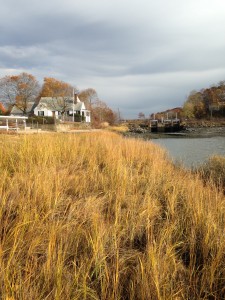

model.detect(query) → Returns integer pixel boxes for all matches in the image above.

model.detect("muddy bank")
[184,119,225,128]
[182,126,225,137]
[122,126,225,139]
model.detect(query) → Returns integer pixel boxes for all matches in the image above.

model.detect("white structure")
[0,116,28,131]
[33,95,91,122]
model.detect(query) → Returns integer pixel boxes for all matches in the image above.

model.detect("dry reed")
[0,132,224,300]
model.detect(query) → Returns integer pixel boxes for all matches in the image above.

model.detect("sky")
[1,0,225,118]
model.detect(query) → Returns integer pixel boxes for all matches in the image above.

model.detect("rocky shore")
[124,122,225,139]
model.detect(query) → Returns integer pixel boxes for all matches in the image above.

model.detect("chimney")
[74,93,78,104]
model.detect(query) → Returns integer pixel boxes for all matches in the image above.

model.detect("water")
[152,136,225,169]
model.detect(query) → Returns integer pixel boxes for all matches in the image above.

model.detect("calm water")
[152,136,225,168]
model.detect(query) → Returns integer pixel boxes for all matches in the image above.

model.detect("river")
[152,136,225,169]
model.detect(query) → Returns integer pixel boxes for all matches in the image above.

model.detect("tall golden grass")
[198,155,225,193]
[0,132,224,299]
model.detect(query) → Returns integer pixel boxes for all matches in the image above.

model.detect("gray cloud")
[1,0,225,118]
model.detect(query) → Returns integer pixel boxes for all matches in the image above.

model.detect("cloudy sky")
[1,0,225,118]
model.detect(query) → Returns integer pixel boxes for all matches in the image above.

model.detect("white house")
[33,94,91,122]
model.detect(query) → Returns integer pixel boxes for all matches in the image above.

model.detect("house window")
[38,111,44,116]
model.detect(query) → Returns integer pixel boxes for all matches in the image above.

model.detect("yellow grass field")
[0,132,224,300]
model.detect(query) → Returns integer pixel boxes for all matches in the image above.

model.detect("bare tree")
[138,112,145,119]
[79,88,98,109]
[0,73,40,113]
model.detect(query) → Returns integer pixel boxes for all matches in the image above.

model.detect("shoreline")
[122,118,225,139]
[122,126,225,139]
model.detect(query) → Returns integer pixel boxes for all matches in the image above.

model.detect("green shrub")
[27,116,55,124]
[74,114,85,122]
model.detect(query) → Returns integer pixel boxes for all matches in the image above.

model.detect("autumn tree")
[79,88,117,125]
[0,103,6,115]
[91,99,117,126]
[138,112,145,119]
[79,88,98,109]
[183,91,206,119]
[0,73,40,114]
[40,77,76,97]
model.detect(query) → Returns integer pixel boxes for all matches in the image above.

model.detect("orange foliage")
[0,103,6,114]
[11,75,19,81]
[40,77,72,97]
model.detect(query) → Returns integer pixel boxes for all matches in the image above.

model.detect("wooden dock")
[149,118,183,133]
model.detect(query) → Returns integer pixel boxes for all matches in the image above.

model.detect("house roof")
[36,97,86,111]
[10,102,35,115]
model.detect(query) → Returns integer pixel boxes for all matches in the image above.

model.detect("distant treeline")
[148,81,225,121]
[183,81,225,119]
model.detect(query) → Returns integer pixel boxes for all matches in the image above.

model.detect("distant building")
[33,94,91,122]
[9,94,91,122]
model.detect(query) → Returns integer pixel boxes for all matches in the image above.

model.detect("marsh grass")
[107,125,129,133]
[0,132,225,299]
[197,155,225,193]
